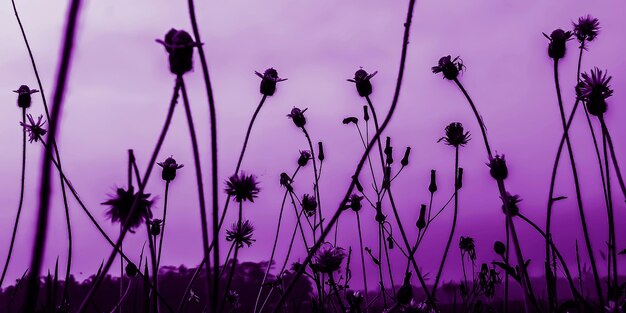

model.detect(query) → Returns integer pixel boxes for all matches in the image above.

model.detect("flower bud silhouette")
[494,241,506,257]
[157,156,184,182]
[287,107,307,128]
[297,150,312,167]
[416,204,427,229]
[432,55,464,80]
[487,154,508,180]
[13,85,39,109]
[428,169,437,193]
[438,122,470,147]
[543,29,572,60]
[362,105,370,121]
[397,272,413,305]
[302,194,317,217]
[156,29,201,75]
[401,147,411,166]
[318,142,325,161]
[254,68,287,96]
[347,68,377,97]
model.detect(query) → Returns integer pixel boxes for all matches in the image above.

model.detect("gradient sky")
[0,0,625,291]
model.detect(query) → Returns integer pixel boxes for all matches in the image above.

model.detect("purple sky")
[0,0,625,290]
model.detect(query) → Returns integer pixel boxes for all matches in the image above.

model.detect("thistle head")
[287,107,307,128]
[543,29,573,60]
[102,186,154,233]
[302,194,317,217]
[20,114,47,143]
[226,220,255,248]
[254,68,287,96]
[438,122,470,147]
[347,68,377,97]
[312,245,346,274]
[13,85,39,109]
[432,55,464,80]
[347,194,363,212]
[297,150,312,167]
[279,172,293,192]
[573,15,600,44]
[225,172,260,203]
[157,156,184,182]
[487,154,508,180]
[577,67,613,116]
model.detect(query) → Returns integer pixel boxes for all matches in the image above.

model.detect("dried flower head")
[432,55,464,80]
[287,107,307,128]
[20,114,47,143]
[225,173,260,203]
[297,150,312,167]
[347,194,363,212]
[156,29,201,75]
[347,68,378,97]
[577,67,613,116]
[157,156,184,182]
[226,220,255,248]
[501,192,522,217]
[459,236,476,261]
[255,68,287,96]
[573,15,600,43]
[13,85,39,109]
[487,154,508,180]
[543,29,573,60]
[302,194,317,217]
[438,122,470,147]
[313,245,346,273]
[102,186,154,233]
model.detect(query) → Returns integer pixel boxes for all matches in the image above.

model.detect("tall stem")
[185,1,220,308]
[23,0,82,310]
[552,60,603,305]
[599,117,626,202]
[220,203,243,313]
[0,109,27,289]
[356,211,370,310]
[432,146,460,296]
[156,182,170,269]
[302,127,323,235]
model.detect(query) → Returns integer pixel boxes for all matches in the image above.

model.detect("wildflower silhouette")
[573,15,600,44]
[577,67,613,116]
[20,114,47,143]
[487,154,508,180]
[157,156,184,182]
[102,186,154,233]
[297,150,312,167]
[156,29,201,75]
[438,122,470,147]
[13,85,39,108]
[431,55,464,80]
[459,236,476,261]
[302,194,317,217]
[226,220,256,248]
[255,68,287,96]
[287,107,307,128]
[543,29,573,60]
[312,245,346,274]
[347,68,377,97]
[225,173,260,203]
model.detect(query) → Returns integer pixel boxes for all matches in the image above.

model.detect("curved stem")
[76,80,180,313]
[0,109,27,289]
[599,117,626,202]
[302,127,323,235]
[236,95,267,173]
[24,0,82,310]
[552,60,603,305]
[270,0,419,310]
[432,146,460,296]
[219,203,243,313]
[185,1,220,308]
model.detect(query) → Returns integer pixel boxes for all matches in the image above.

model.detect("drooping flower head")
[156,29,201,75]
[102,186,154,233]
[543,29,573,60]
[287,107,307,128]
[501,192,522,217]
[487,154,508,180]
[226,220,255,248]
[438,122,470,147]
[301,194,317,217]
[297,150,312,167]
[312,245,346,274]
[577,68,613,116]
[459,236,476,261]
[157,156,184,182]
[573,15,600,44]
[432,55,464,80]
[347,68,378,97]
[20,114,47,143]
[225,173,260,203]
[255,68,287,96]
[13,85,39,109]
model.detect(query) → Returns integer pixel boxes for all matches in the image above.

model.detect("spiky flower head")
[313,245,346,274]
[543,29,573,60]
[459,236,476,261]
[501,192,522,217]
[297,150,312,167]
[157,156,184,182]
[225,173,260,203]
[438,122,470,147]
[347,68,378,97]
[20,114,47,143]
[347,194,363,212]
[226,220,255,248]
[156,29,201,75]
[255,68,287,96]
[432,55,464,80]
[287,107,307,128]
[577,67,613,116]
[573,15,600,43]
[301,194,317,217]
[13,85,39,109]
[102,186,154,233]
[487,154,508,180]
